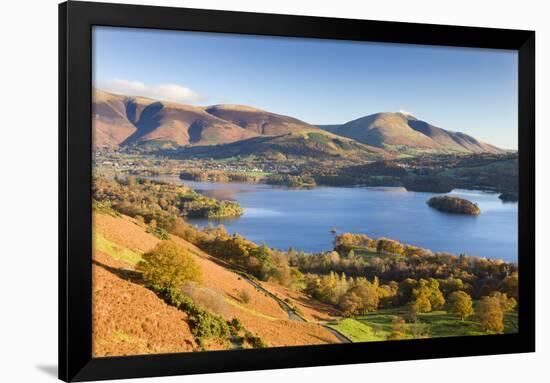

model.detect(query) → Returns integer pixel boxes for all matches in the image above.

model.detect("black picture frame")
[59,1,535,381]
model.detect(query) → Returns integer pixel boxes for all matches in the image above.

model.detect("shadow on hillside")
[92,259,179,314]
[121,101,165,145]
[92,260,143,285]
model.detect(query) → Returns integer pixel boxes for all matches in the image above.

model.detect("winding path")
[190,245,352,343]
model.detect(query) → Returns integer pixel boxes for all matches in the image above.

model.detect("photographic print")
[91,26,519,358]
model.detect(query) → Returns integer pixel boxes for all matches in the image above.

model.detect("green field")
[328,318,390,342]
[329,306,518,342]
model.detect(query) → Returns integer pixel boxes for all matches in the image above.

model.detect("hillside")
[93,89,256,149]
[205,104,323,135]
[318,112,505,154]
[92,212,341,356]
[167,131,390,160]
[93,251,199,356]
[92,90,138,150]
[92,90,324,150]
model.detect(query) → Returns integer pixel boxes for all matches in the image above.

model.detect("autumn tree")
[138,241,202,290]
[339,291,363,316]
[409,278,445,313]
[476,295,504,332]
[376,238,405,256]
[490,291,517,312]
[448,291,474,320]
[306,271,350,306]
[410,293,432,314]
[404,246,428,257]
[499,273,519,300]
[333,233,376,254]
[377,281,398,308]
[338,278,379,315]
[439,277,467,296]
[398,278,419,304]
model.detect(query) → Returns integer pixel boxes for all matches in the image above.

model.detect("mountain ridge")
[92,89,505,156]
[93,89,323,150]
[317,112,504,154]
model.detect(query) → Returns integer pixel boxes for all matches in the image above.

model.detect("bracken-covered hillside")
[92,212,342,357]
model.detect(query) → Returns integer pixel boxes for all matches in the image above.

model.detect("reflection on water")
[150,175,518,262]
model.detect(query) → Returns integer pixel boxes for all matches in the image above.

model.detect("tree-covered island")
[427,196,481,216]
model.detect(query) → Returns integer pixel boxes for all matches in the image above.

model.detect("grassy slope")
[168,130,389,161]
[329,318,388,342]
[94,232,142,266]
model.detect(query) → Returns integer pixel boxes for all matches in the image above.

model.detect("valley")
[91,89,519,356]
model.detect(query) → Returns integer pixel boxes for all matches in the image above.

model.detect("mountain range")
[93,89,506,158]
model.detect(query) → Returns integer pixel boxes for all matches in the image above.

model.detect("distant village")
[93,151,300,176]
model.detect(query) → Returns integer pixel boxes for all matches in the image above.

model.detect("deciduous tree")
[138,241,202,290]
[448,291,473,320]
[476,295,504,332]
[499,273,519,300]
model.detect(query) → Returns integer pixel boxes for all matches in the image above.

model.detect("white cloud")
[99,78,203,104]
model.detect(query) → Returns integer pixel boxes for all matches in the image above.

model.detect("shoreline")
[154,173,514,199]
[100,174,518,262]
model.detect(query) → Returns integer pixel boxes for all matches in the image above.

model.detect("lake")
[150,175,518,262]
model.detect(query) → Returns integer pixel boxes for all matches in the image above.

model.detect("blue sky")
[93,26,518,149]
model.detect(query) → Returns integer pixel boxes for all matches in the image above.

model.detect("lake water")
[150,175,518,262]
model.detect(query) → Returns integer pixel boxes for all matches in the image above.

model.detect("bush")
[229,318,244,334]
[92,200,119,216]
[244,331,268,348]
[238,290,251,304]
[138,241,202,290]
[181,282,231,317]
[146,225,170,240]
[192,311,232,343]
[158,287,231,346]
